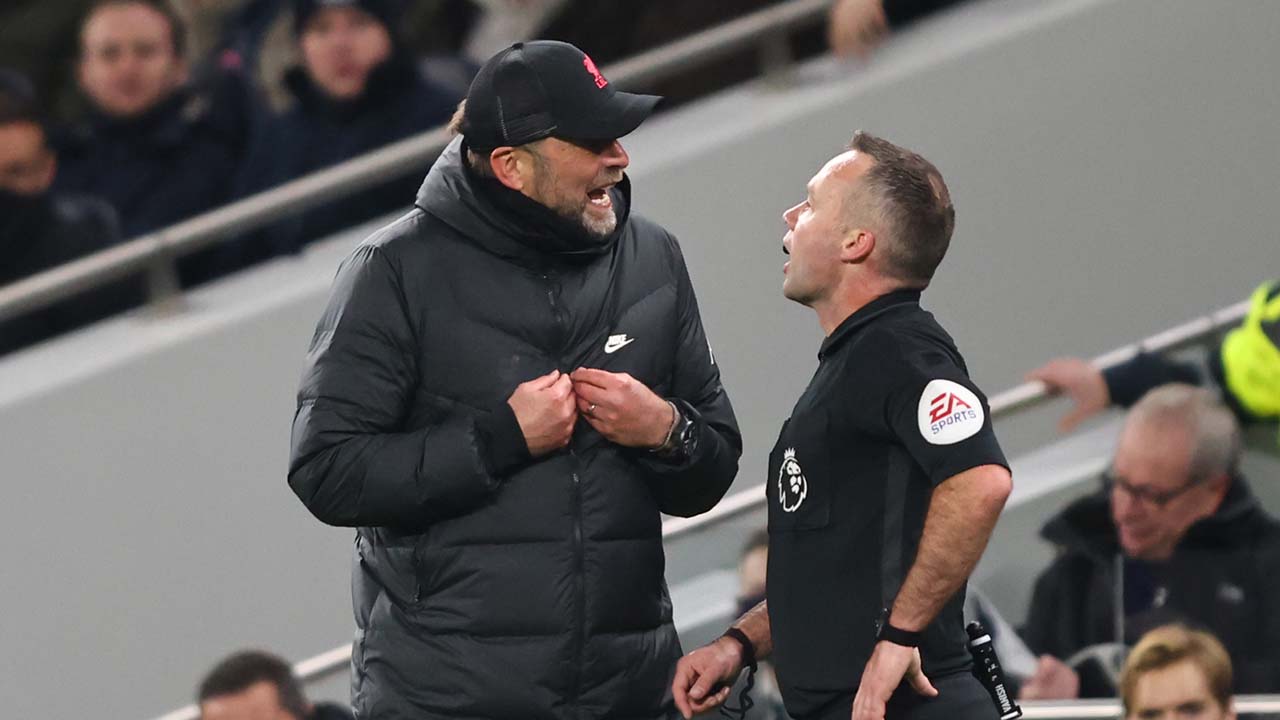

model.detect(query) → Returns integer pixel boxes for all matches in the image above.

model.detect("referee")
[673,132,1013,720]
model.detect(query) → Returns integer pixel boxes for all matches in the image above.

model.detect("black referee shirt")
[766,289,1009,718]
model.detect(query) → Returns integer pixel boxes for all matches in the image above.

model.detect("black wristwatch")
[651,400,697,460]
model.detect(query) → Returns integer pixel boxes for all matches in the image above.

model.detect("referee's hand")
[852,641,937,720]
[672,637,741,718]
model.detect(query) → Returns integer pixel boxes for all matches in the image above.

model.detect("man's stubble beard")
[530,155,619,239]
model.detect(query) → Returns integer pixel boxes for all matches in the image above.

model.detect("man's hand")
[1026,357,1110,433]
[570,368,675,448]
[672,636,744,719]
[828,0,889,59]
[851,641,937,720]
[507,370,577,456]
[1018,655,1080,700]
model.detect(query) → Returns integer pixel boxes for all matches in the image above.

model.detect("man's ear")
[489,147,524,191]
[840,228,875,264]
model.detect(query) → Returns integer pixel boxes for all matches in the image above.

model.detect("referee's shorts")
[801,671,998,720]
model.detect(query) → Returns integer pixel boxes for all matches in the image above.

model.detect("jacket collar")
[78,89,194,149]
[1040,473,1275,561]
[818,288,923,360]
[415,136,629,266]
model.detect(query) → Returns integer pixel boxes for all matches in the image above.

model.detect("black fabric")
[799,671,996,720]
[310,701,355,720]
[883,0,969,28]
[1101,351,1203,407]
[0,191,135,355]
[52,90,240,241]
[288,136,741,719]
[1022,477,1280,695]
[460,40,660,149]
[217,55,458,277]
[766,291,1008,719]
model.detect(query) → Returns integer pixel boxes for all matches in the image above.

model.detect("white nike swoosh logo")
[604,335,635,354]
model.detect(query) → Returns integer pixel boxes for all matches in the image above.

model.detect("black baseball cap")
[461,41,661,150]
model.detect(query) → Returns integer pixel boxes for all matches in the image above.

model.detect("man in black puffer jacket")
[288,41,742,720]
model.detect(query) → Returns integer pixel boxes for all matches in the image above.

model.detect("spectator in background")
[0,69,126,357]
[227,0,460,267]
[1020,384,1280,699]
[54,0,240,240]
[827,0,969,59]
[197,650,352,720]
[1119,625,1236,720]
[1029,280,1280,445]
[736,529,790,720]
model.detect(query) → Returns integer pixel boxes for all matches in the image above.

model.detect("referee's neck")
[816,276,904,335]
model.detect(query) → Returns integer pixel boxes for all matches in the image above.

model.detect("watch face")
[679,417,698,454]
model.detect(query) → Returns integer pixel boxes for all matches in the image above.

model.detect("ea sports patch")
[917,379,984,445]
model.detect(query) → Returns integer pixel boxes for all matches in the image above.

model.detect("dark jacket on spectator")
[0,190,130,355]
[228,54,458,266]
[53,89,240,240]
[1023,476,1280,695]
[288,138,741,719]
[310,701,354,720]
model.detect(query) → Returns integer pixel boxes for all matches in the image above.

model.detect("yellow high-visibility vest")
[1220,280,1280,444]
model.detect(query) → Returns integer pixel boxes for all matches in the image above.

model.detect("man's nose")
[602,140,629,168]
[783,203,800,228]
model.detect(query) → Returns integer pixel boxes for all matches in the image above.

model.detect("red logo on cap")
[583,55,608,89]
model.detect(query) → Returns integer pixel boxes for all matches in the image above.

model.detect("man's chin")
[580,208,617,238]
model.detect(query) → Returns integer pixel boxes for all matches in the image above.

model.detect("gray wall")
[2,0,1278,717]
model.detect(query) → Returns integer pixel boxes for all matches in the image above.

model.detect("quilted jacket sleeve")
[287,242,526,527]
[634,235,743,517]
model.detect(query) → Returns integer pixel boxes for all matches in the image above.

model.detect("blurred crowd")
[0,0,966,356]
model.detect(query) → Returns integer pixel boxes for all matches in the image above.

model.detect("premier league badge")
[778,448,808,512]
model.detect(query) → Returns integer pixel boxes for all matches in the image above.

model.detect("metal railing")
[150,298,1249,720]
[0,0,831,326]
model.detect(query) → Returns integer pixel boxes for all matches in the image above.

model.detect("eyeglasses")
[1102,470,1201,509]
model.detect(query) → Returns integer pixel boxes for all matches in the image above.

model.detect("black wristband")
[876,620,924,647]
[721,627,758,670]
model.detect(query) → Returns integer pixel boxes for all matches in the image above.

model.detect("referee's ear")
[840,228,875,265]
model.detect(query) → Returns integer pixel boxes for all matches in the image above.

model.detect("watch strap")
[876,620,924,647]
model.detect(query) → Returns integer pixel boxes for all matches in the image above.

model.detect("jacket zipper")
[544,271,584,716]
[569,462,585,717]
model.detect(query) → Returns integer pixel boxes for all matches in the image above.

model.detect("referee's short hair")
[846,131,955,287]
[197,649,309,719]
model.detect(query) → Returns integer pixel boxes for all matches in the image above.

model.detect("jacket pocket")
[767,411,831,532]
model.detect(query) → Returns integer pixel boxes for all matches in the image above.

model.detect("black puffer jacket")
[289,137,742,719]
[1022,476,1280,694]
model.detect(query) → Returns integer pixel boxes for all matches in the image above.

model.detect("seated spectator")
[735,529,790,720]
[1020,384,1280,698]
[0,69,127,356]
[198,649,352,720]
[1119,625,1236,720]
[1029,280,1280,445]
[227,0,460,266]
[54,0,240,241]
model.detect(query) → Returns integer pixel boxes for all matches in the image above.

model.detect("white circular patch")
[777,448,808,512]
[917,379,984,445]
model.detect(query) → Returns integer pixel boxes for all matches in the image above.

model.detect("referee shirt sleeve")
[872,329,1008,486]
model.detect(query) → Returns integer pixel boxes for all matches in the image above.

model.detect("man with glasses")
[1020,384,1280,699]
